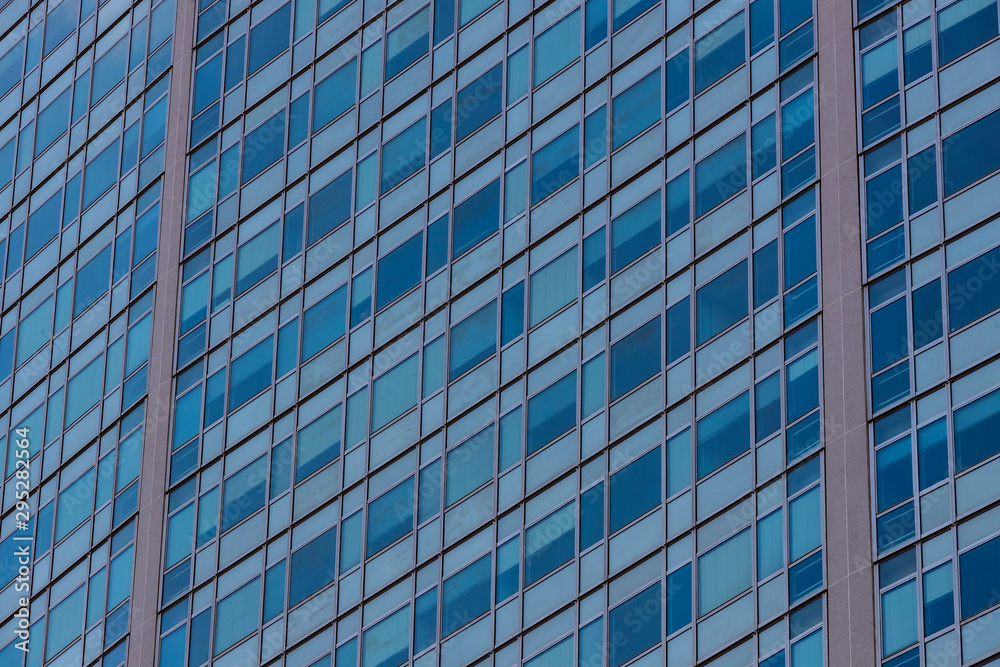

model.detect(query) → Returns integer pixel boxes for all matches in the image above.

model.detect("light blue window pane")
[611,190,660,272]
[937,0,998,65]
[789,486,821,560]
[214,577,260,655]
[91,38,127,104]
[609,446,661,532]
[197,487,219,545]
[340,511,362,573]
[446,427,493,505]
[35,88,71,156]
[861,38,897,110]
[173,386,202,449]
[752,115,777,179]
[221,456,266,531]
[923,562,954,635]
[695,13,745,92]
[453,178,500,256]
[263,561,285,622]
[296,405,341,482]
[46,586,85,660]
[579,618,604,665]
[527,371,576,454]
[301,285,347,360]
[164,502,194,569]
[695,133,746,216]
[610,317,660,400]
[242,110,286,183]
[386,7,429,78]
[83,139,120,207]
[449,300,497,380]
[314,59,356,131]
[507,47,529,105]
[526,636,573,666]
[535,9,580,85]
[366,477,414,556]
[697,260,748,344]
[376,233,422,310]
[947,244,1000,331]
[875,436,913,513]
[228,335,272,410]
[531,125,579,203]
[916,417,947,490]
[903,20,932,84]
[248,3,291,74]
[954,386,1000,473]
[699,528,751,615]
[697,391,751,478]
[417,459,440,522]
[791,629,823,666]
[497,536,520,601]
[423,335,444,396]
[362,606,409,667]
[611,69,660,149]
[758,509,784,580]
[786,348,818,422]
[525,501,576,584]
[460,0,492,25]
[442,553,491,635]
[56,468,96,540]
[309,170,352,243]
[372,354,418,431]
[530,248,577,326]
[609,583,661,666]
[290,526,337,606]
[381,117,427,192]
[75,245,113,317]
[235,223,279,295]
[0,40,24,98]
[65,354,103,426]
[959,535,1000,619]
[667,428,691,495]
[882,580,918,656]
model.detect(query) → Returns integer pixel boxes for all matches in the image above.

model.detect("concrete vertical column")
[127,1,195,664]
[816,0,877,663]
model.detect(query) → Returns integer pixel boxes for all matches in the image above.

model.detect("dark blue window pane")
[783,146,817,195]
[947,245,1000,331]
[532,125,579,203]
[937,0,999,65]
[959,535,1000,619]
[609,447,660,532]
[911,278,942,351]
[288,93,309,147]
[917,418,947,490]
[413,588,437,653]
[695,133,746,216]
[752,115,777,179]
[308,170,352,244]
[876,502,915,553]
[0,41,24,99]
[876,436,913,512]
[784,216,816,288]
[242,110,286,183]
[455,64,502,141]
[943,109,1000,196]
[778,20,813,70]
[859,0,893,18]
[83,139,120,207]
[75,245,113,316]
[786,349,819,422]
[923,563,954,635]
[282,204,304,261]
[193,55,222,114]
[366,478,414,556]
[666,50,689,112]
[225,36,245,90]
[755,373,781,441]
[501,282,524,345]
[453,178,500,257]
[613,0,655,30]
[610,317,660,400]
[666,170,690,235]
[417,460,441,523]
[377,233,422,310]
[314,59,356,130]
[787,409,821,461]
[91,38,128,104]
[263,561,286,622]
[248,4,291,74]
[525,502,576,584]
[527,371,576,454]
[611,69,660,149]
[229,336,273,409]
[862,95,900,146]
[907,146,937,213]
[696,260,748,344]
[871,360,910,413]
[586,0,608,49]
[782,89,815,159]
[302,286,347,360]
[867,225,906,277]
[583,228,606,291]
[697,391,751,478]
[750,0,775,53]
[434,0,455,44]
[760,651,785,667]
[580,482,604,549]
[866,165,904,238]
[235,223,279,295]
[695,14,745,92]
[426,215,448,274]
[449,300,496,380]
[903,21,931,84]
[666,297,690,364]
[430,100,451,158]
[611,191,660,272]
[382,118,427,192]
[289,526,337,606]
[26,193,60,258]
[954,387,1000,472]
[788,550,823,602]
[35,88,71,156]
[754,240,779,307]
[609,583,661,667]
[780,0,811,34]
[442,553,491,635]
[667,563,692,634]
[319,0,352,23]
[861,39,898,109]
[386,7,429,79]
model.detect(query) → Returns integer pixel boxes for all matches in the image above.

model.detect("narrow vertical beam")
[816,0,877,663]
[127,2,194,664]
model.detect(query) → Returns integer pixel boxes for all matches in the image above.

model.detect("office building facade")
[0,0,998,665]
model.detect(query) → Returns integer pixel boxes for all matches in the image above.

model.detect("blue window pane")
[866,165,904,238]
[434,0,455,43]
[609,583,662,667]
[83,139,121,207]
[666,297,690,365]
[449,300,497,380]
[937,0,999,65]
[26,193,60,259]
[221,456,266,531]
[610,317,660,400]
[876,501,915,553]
[903,21,932,84]
[501,282,524,345]
[372,354,418,430]
[453,178,500,257]
[75,245,113,317]
[426,215,448,274]
[527,371,576,454]
[696,260,748,344]
[695,133,746,217]
[382,118,427,192]
[242,110,286,183]
[225,36,246,89]
[666,170,690,236]
[782,89,815,159]
[413,587,437,653]
[876,436,913,513]
[214,578,260,655]
[871,298,907,372]
[882,579,918,655]
[236,223,279,295]
[666,563,692,634]
[609,447,660,532]
[363,606,409,667]
[442,553,491,635]
[35,88,71,156]
[417,460,441,522]
[787,409,821,461]
[314,59,356,130]
[193,55,222,115]
[959,535,1000,619]
[907,146,937,213]
[666,50,689,112]
[445,427,493,505]
[859,0,893,18]
[916,417,947,490]
[697,391,751,478]
[861,39,898,109]
[580,482,604,549]
[531,125,579,203]
[340,511,361,573]
[788,550,823,602]
[923,562,954,635]
[754,241,779,307]
[91,38,128,104]
[783,275,817,326]
[586,0,608,49]
[611,190,660,272]
[862,95,900,146]
[525,502,576,584]
[229,336,273,410]
[699,528,752,613]
[366,477,414,556]
[911,278,942,351]
[695,13,745,92]
[611,69,660,149]
[758,509,784,580]
[613,0,655,30]
[867,225,906,277]
[263,561,286,622]
[496,537,519,601]
[455,64,502,141]
[430,100,451,158]
[954,387,1000,472]
[534,9,580,86]
[947,245,1000,331]
[289,526,337,606]
[248,3,291,74]
[784,217,816,288]
[377,234,422,310]
[385,7,429,79]
[319,0,351,23]
[0,41,24,99]
[778,19,813,70]
[296,406,342,481]
[756,372,781,441]
[301,286,346,360]
[780,0,811,34]
[786,349,819,422]
[308,170,352,244]
[752,115,777,179]
[583,228,606,291]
